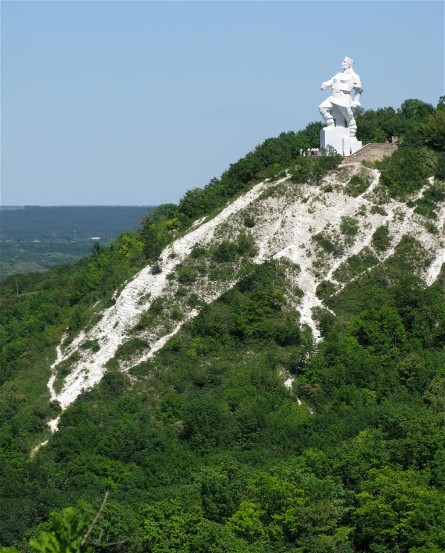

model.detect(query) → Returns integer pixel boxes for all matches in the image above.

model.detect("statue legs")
[338,106,357,137]
[319,99,358,137]
[319,100,335,127]
[319,107,335,127]
[348,118,357,137]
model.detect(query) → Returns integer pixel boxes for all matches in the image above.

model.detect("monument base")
[320,127,362,156]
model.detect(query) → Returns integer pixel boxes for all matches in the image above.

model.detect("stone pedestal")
[320,126,362,156]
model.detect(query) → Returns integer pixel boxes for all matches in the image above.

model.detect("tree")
[378,147,435,198]
[227,500,267,543]
[354,467,445,552]
[28,507,93,553]
[422,109,445,151]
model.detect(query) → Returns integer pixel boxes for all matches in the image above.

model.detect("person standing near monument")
[319,56,363,138]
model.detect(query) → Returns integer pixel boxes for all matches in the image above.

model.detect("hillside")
[1,99,445,553]
[46,161,444,422]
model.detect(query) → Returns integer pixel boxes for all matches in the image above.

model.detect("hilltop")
[1,98,445,552]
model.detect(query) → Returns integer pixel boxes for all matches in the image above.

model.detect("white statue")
[319,56,363,137]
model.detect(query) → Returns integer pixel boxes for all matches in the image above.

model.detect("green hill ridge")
[1,98,445,553]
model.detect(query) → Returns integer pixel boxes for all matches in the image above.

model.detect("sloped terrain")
[47,161,445,429]
[2,99,445,551]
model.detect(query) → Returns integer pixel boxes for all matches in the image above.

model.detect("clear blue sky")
[2,1,444,206]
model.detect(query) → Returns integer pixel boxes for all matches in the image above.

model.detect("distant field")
[0,205,153,279]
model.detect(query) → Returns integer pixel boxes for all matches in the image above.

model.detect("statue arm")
[321,77,334,90]
[352,93,361,108]
[352,73,363,106]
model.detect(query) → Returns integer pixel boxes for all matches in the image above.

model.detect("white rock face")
[46,164,445,434]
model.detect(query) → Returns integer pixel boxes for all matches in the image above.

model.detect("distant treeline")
[0,205,154,242]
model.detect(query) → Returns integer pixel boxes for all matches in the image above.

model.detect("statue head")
[342,56,354,69]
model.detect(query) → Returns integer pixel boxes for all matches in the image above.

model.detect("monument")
[319,56,363,156]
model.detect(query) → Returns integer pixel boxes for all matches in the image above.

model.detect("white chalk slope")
[47,163,445,431]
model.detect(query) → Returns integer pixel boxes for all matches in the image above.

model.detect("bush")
[316,280,337,300]
[372,225,391,252]
[235,232,257,258]
[80,340,100,353]
[434,152,445,180]
[243,216,256,228]
[378,147,436,199]
[345,174,370,197]
[191,245,207,258]
[212,241,239,263]
[290,154,342,186]
[115,338,149,360]
[212,233,257,263]
[340,216,359,237]
[151,262,162,275]
[414,182,445,219]
[313,233,343,257]
[177,267,197,284]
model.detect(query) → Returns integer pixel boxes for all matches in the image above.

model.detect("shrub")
[313,233,342,257]
[434,152,445,180]
[316,280,337,300]
[340,216,359,236]
[236,232,257,257]
[80,339,100,353]
[191,245,207,258]
[212,233,257,263]
[414,182,445,219]
[243,216,256,228]
[170,305,183,321]
[151,262,162,275]
[333,250,379,282]
[378,147,436,198]
[115,338,149,360]
[177,266,197,284]
[290,154,341,186]
[370,205,387,215]
[133,297,166,331]
[372,225,391,252]
[345,174,370,197]
[212,241,239,263]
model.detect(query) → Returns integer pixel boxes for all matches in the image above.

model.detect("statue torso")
[329,69,362,106]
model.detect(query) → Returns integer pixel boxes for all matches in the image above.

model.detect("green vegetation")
[1,98,445,552]
[344,174,370,197]
[289,153,342,185]
[333,249,379,283]
[139,122,339,263]
[356,98,445,201]
[414,181,445,219]
[378,146,437,199]
[356,98,436,145]
[115,338,150,361]
[0,240,97,280]
[313,233,343,257]
[0,206,151,279]
[372,225,391,253]
[3,250,445,552]
[340,216,359,237]
[211,233,257,263]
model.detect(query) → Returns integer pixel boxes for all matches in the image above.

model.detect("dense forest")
[1,98,445,552]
